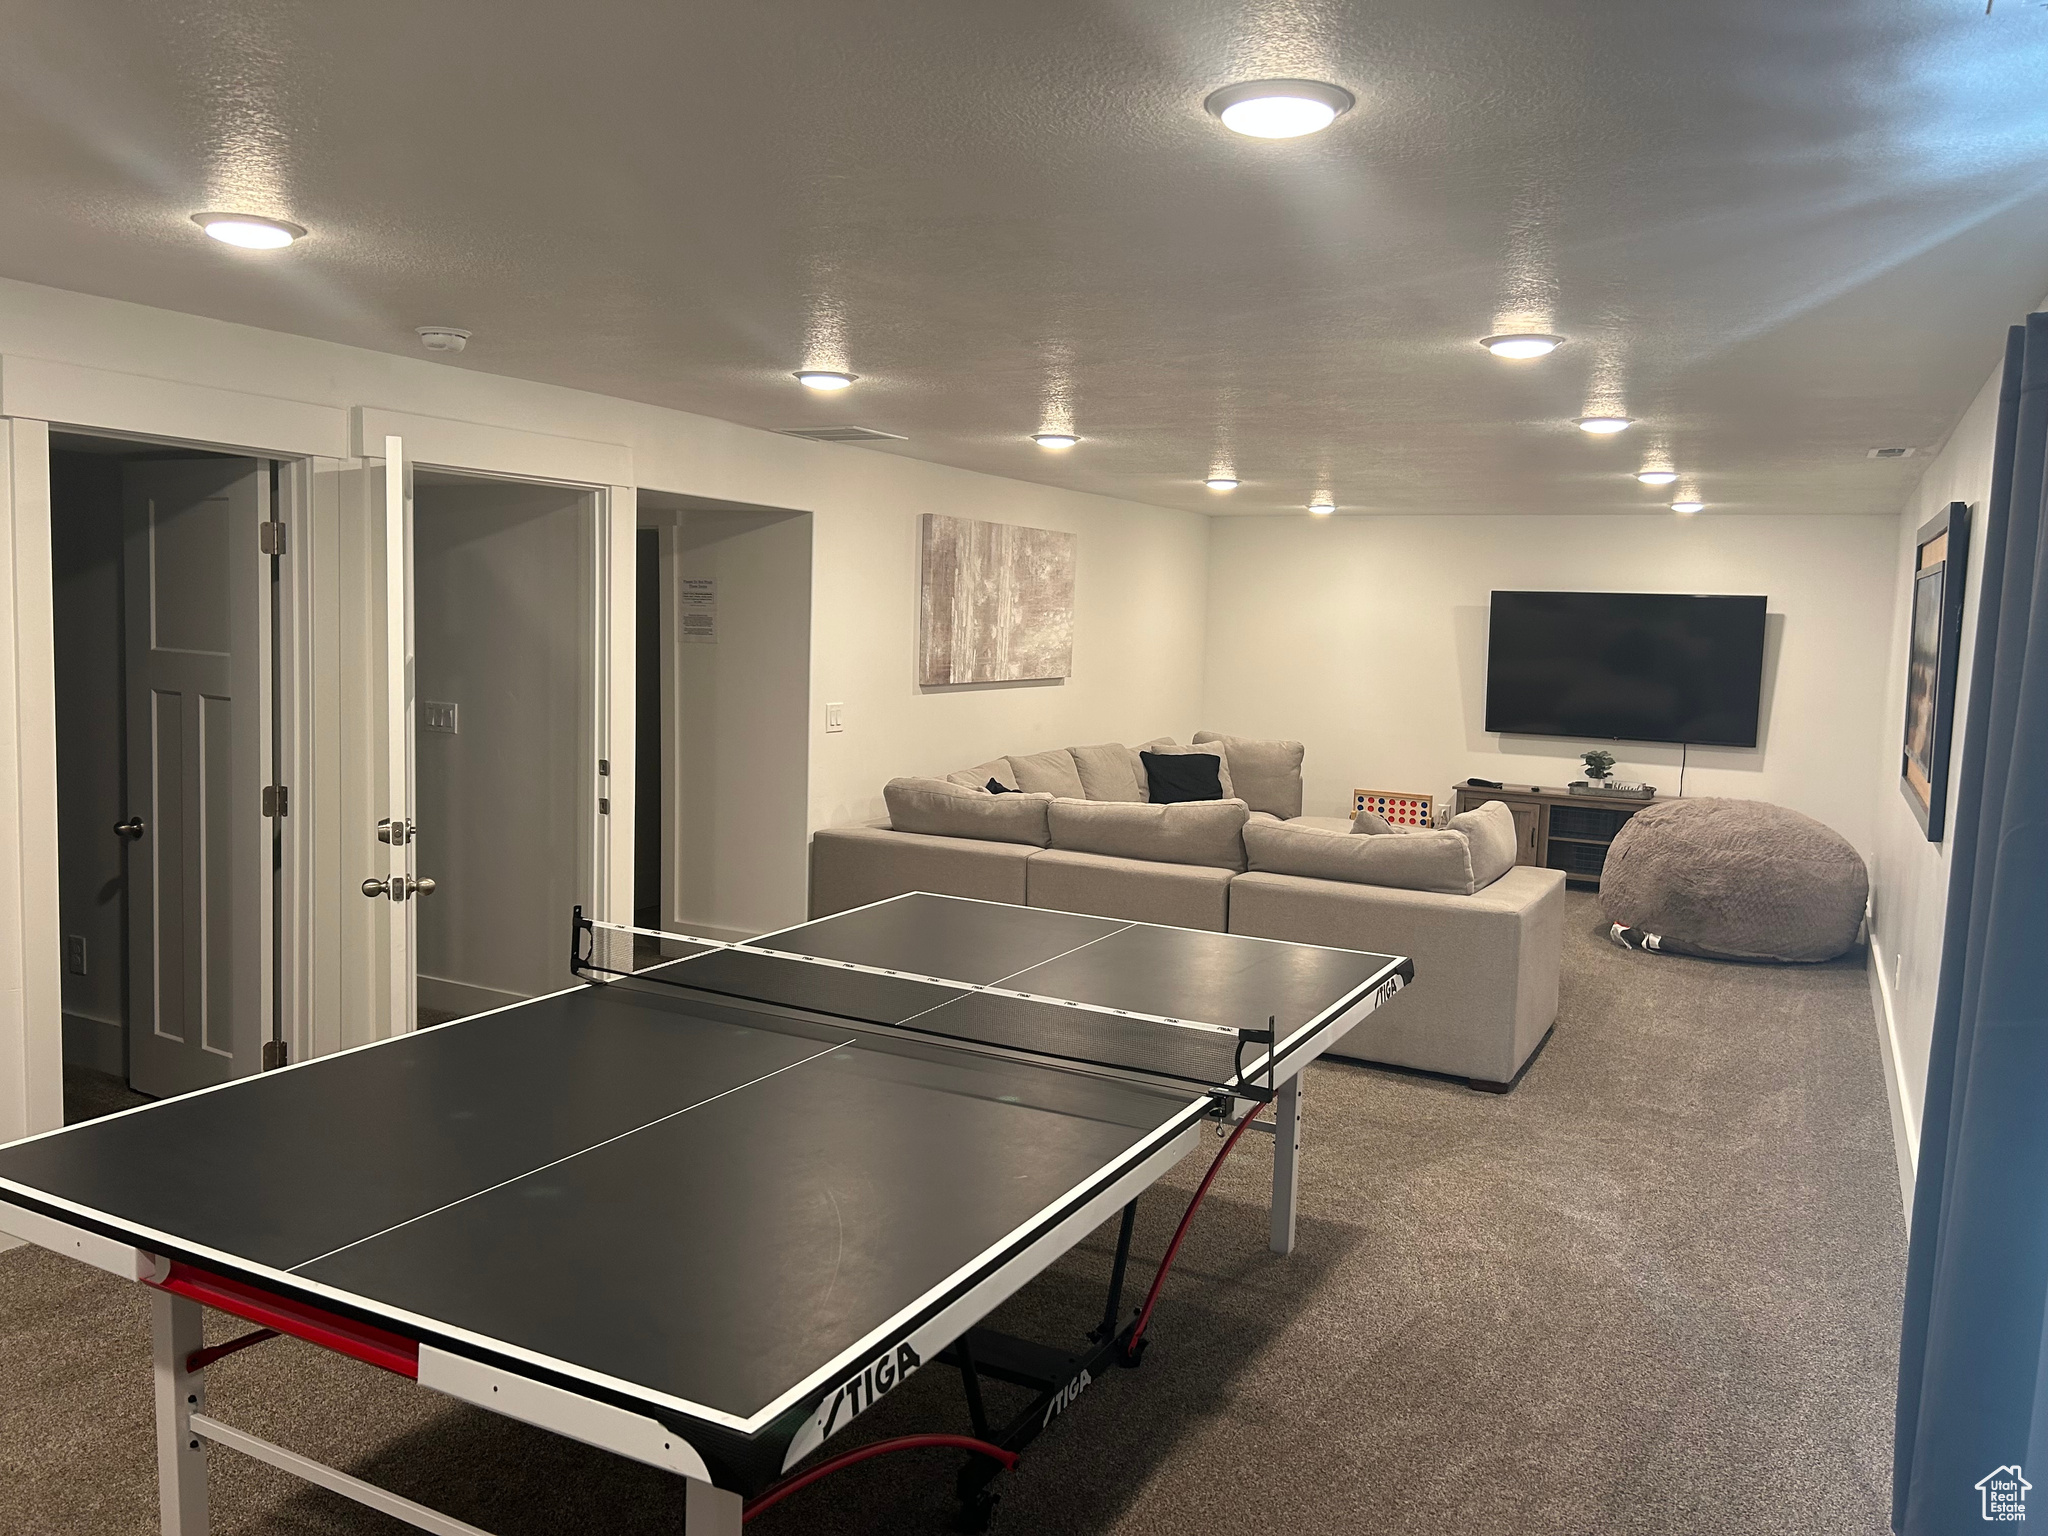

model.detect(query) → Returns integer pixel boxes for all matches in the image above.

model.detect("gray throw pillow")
[1047,797,1250,871]
[1007,747,1086,799]
[883,777,1053,846]
[1193,732,1304,819]
[1068,742,1147,802]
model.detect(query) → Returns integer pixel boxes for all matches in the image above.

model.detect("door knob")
[361,876,438,901]
[114,817,145,841]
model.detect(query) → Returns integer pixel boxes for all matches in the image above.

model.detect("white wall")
[662,508,812,939]
[1202,514,1899,850]
[811,494,1211,827]
[48,451,124,1072]
[412,478,594,1007]
[1865,361,2007,1210]
[0,275,1213,835]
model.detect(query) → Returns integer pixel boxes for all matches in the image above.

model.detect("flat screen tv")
[1484,591,1768,747]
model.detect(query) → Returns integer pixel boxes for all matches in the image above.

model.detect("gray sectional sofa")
[808,734,1565,1091]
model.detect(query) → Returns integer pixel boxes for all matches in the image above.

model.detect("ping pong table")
[0,892,1410,1534]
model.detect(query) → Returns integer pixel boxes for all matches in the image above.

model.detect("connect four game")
[1352,789,1436,829]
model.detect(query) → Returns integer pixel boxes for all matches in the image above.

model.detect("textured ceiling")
[3,1,2046,516]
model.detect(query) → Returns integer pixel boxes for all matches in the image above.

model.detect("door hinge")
[598,797,611,815]
[262,1040,289,1070]
[261,784,289,817]
[258,520,288,556]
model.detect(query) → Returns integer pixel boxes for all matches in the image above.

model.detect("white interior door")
[122,458,272,1096]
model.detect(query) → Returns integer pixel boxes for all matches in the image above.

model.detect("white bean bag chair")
[1598,798,1868,963]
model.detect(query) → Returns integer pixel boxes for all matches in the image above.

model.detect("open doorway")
[636,493,812,942]
[49,432,279,1116]
[409,470,598,1028]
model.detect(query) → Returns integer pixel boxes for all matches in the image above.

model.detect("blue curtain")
[1893,314,2048,1531]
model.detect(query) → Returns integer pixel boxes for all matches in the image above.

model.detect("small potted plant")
[1580,748,1617,784]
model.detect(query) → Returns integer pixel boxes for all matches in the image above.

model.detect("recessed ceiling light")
[1032,432,1079,450]
[1479,334,1565,359]
[1307,497,1336,515]
[1204,80,1354,139]
[1577,416,1636,435]
[1671,501,1704,515]
[1636,469,1679,486]
[191,212,304,249]
[794,369,856,390]
[1205,475,1239,491]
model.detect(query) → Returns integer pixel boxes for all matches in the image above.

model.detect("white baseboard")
[417,975,530,1018]
[1867,925,1920,1222]
[0,1233,23,1255]
[62,1010,124,1077]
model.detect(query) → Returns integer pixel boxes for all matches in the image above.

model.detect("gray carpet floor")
[4,893,1906,1534]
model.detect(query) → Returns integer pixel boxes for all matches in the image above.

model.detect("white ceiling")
[3,1,2046,517]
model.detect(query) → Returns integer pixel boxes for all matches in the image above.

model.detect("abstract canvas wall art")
[917,514,1075,685]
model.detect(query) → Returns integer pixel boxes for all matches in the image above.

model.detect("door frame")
[394,458,616,1030]
[0,372,634,1150]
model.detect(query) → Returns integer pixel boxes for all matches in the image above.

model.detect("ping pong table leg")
[152,1290,210,1535]
[1270,1073,1302,1256]
[686,1477,743,1534]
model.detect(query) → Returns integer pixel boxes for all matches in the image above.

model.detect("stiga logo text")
[820,1342,922,1438]
[1041,1367,1093,1429]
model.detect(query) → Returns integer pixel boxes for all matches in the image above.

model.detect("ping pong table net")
[569,909,1280,1105]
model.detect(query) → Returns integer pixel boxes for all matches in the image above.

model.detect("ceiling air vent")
[1867,446,1916,460]
[777,426,908,444]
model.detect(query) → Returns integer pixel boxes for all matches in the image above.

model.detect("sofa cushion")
[1242,801,1517,895]
[883,777,1053,846]
[1445,800,1518,887]
[1193,732,1304,819]
[1141,749,1224,804]
[810,825,1034,918]
[1047,796,1249,871]
[1008,747,1086,799]
[946,757,1018,792]
[1069,741,1147,803]
[1026,849,1234,932]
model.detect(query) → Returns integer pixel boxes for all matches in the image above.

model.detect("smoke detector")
[416,327,471,354]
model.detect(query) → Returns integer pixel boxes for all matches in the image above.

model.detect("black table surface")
[0,894,1406,1433]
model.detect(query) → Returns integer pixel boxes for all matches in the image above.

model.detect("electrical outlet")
[825,702,844,734]
[65,934,87,975]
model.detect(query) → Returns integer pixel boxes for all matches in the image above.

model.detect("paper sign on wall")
[680,578,716,644]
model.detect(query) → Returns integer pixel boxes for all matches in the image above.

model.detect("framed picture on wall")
[1899,500,1970,841]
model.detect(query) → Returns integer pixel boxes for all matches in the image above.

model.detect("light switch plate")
[422,701,459,734]
[824,702,844,734]
[65,935,87,976]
